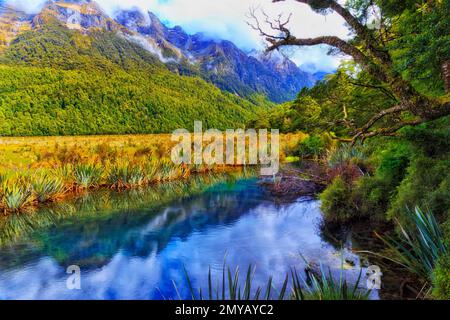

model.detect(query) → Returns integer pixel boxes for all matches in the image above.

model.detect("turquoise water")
[0,178,375,299]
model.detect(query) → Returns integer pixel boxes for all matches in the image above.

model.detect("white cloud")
[3,0,48,13]
[5,0,352,72]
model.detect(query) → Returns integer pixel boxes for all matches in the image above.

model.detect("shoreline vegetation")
[0,133,304,215]
[0,132,448,300]
[0,170,257,247]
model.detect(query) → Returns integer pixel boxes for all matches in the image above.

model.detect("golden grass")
[0,133,306,214]
[0,133,305,171]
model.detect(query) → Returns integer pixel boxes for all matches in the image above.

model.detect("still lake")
[0,175,377,299]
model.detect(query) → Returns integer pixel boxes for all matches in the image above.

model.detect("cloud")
[4,0,351,72]
[2,0,48,13]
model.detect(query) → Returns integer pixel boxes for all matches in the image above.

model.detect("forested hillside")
[0,22,265,136]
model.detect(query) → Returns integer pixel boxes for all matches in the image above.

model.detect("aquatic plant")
[293,265,370,300]
[0,176,33,212]
[377,207,447,281]
[32,173,65,203]
[176,262,370,300]
[73,164,103,189]
[107,163,146,188]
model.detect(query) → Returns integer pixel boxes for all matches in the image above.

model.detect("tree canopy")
[249,0,450,142]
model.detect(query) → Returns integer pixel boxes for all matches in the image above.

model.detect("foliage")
[250,66,396,138]
[0,24,263,136]
[297,134,330,160]
[296,265,370,300]
[73,164,103,189]
[378,207,448,281]
[327,142,367,169]
[32,173,65,203]
[178,262,370,300]
[0,176,33,212]
[319,177,355,224]
[432,253,450,300]
[388,0,450,95]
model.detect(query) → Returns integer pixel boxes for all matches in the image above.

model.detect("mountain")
[0,0,317,136]
[114,8,316,102]
[0,1,268,136]
[0,3,32,52]
[1,1,316,102]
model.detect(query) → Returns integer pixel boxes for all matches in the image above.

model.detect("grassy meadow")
[0,133,305,214]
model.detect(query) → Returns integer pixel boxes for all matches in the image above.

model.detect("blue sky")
[4,0,351,72]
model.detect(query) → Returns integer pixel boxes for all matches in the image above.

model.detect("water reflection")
[0,175,375,300]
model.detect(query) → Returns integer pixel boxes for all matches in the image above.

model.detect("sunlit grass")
[32,173,65,203]
[74,164,103,189]
[0,176,33,212]
[0,133,305,214]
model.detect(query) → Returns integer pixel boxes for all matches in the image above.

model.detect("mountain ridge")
[0,0,317,102]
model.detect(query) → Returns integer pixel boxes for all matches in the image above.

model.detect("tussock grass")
[0,176,33,212]
[0,134,303,214]
[32,173,65,203]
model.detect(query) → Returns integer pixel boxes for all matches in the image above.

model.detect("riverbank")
[266,160,447,300]
[0,133,305,215]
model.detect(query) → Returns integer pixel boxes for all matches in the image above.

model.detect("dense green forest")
[251,0,449,299]
[0,23,265,135]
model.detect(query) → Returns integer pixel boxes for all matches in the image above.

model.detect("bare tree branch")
[273,0,392,65]
[249,1,450,143]
[355,104,409,135]
[358,119,423,143]
[247,6,389,83]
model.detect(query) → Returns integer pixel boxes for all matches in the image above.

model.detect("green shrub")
[320,177,356,223]
[351,176,390,220]
[387,155,450,222]
[432,253,450,299]
[297,134,327,160]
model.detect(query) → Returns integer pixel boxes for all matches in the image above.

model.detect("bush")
[351,176,390,220]
[387,155,450,222]
[297,134,329,160]
[432,254,450,299]
[320,177,356,224]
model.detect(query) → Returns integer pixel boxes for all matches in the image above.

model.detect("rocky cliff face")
[0,0,317,102]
